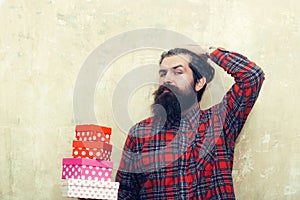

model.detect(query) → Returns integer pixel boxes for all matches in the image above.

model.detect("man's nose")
[162,72,174,84]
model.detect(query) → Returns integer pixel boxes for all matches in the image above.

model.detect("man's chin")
[152,98,181,123]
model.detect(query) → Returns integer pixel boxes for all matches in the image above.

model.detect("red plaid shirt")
[116,48,265,199]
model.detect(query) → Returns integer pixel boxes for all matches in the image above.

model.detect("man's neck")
[181,102,199,116]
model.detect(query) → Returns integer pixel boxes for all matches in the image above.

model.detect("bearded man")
[116,46,265,200]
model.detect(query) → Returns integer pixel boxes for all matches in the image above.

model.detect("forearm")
[209,48,265,86]
[209,48,265,146]
[116,132,140,200]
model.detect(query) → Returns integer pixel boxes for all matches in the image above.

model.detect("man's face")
[152,54,198,123]
[158,54,195,95]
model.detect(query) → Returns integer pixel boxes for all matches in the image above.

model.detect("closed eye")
[174,71,183,75]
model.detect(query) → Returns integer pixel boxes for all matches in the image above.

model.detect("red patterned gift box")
[75,124,112,143]
[72,140,112,160]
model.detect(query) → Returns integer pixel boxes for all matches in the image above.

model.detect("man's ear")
[195,77,206,92]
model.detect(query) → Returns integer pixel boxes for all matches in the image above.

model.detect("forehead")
[160,54,191,69]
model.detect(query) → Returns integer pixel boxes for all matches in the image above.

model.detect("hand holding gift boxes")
[61,124,119,200]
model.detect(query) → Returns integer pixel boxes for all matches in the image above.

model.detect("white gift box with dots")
[61,178,119,200]
[62,158,113,181]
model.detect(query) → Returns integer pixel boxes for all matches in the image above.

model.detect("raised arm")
[210,48,265,150]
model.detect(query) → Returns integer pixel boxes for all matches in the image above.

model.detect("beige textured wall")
[0,0,299,199]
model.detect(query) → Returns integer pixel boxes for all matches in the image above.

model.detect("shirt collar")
[182,102,201,130]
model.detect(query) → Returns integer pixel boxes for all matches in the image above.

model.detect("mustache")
[153,84,179,97]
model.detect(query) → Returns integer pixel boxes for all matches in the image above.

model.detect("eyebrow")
[159,65,185,74]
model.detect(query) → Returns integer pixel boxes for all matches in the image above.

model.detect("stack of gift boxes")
[61,124,119,200]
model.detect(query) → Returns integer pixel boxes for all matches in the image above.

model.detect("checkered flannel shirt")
[116,48,265,200]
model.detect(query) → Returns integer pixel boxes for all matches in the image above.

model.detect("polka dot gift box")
[62,158,113,181]
[62,178,119,200]
[75,124,112,143]
[61,124,119,199]
[72,140,112,160]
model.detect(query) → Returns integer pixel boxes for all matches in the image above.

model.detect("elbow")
[250,65,265,89]
[241,65,265,88]
[255,66,265,84]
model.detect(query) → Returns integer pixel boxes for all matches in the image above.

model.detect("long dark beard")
[151,84,197,125]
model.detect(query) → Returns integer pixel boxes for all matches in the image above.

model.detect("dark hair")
[159,48,214,102]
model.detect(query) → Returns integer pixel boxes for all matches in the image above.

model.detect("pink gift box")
[62,179,119,200]
[62,158,113,181]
